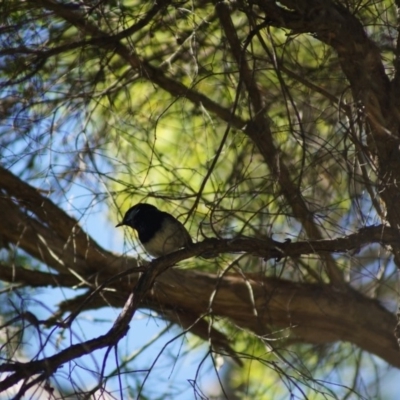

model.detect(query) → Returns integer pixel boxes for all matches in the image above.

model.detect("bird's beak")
[115,222,124,228]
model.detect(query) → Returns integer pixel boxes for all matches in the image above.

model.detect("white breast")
[143,218,191,257]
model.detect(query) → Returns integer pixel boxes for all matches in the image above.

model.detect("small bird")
[116,203,193,257]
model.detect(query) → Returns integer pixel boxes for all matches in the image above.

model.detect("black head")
[116,203,160,229]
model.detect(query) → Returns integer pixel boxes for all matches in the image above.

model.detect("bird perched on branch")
[116,203,193,257]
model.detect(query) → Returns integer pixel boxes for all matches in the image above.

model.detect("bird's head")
[116,203,158,229]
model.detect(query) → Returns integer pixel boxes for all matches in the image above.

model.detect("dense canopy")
[1,0,400,398]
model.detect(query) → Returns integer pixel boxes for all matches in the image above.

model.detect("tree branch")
[0,167,399,393]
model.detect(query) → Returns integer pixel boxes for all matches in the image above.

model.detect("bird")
[116,203,193,257]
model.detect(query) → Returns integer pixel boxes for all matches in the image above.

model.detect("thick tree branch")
[0,166,123,272]
[1,247,399,396]
[0,263,79,288]
[153,269,399,368]
[0,167,399,378]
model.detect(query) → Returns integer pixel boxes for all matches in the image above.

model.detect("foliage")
[0,0,400,398]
